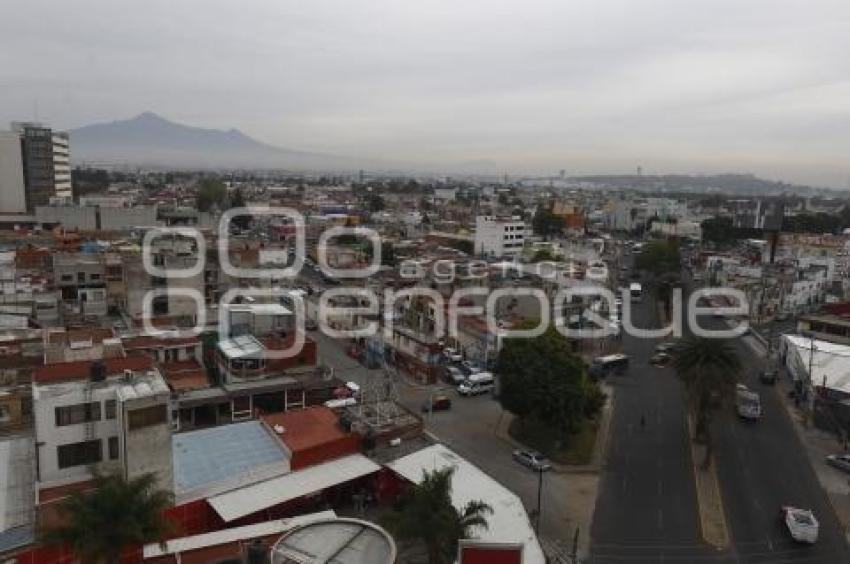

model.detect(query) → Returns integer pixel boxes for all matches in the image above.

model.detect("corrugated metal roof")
[0,437,34,549]
[173,421,289,504]
[387,444,546,564]
[218,334,264,359]
[208,454,380,522]
[143,511,336,558]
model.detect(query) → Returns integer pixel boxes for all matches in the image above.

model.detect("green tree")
[383,466,491,564]
[368,194,385,212]
[41,472,175,564]
[672,336,741,467]
[635,239,680,277]
[498,192,510,206]
[530,248,557,263]
[496,327,604,444]
[229,187,252,229]
[532,207,563,240]
[196,178,227,212]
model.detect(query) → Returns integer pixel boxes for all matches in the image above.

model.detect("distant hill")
[70,112,362,171]
[569,173,817,196]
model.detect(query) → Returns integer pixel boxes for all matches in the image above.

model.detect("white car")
[460,360,482,375]
[781,506,819,543]
[443,347,463,362]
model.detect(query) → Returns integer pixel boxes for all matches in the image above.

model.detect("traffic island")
[494,383,615,473]
[686,415,730,549]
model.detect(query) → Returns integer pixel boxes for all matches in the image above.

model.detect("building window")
[55,402,101,426]
[77,272,85,283]
[57,439,102,469]
[108,436,119,460]
[60,274,73,283]
[127,404,167,430]
[105,400,116,420]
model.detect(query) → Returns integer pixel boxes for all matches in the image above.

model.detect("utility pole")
[535,467,543,536]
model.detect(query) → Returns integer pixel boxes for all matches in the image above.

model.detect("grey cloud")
[1,0,849,187]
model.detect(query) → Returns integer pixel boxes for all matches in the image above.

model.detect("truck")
[736,384,762,420]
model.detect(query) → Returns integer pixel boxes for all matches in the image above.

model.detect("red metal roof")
[122,334,201,349]
[260,406,354,457]
[33,354,155,384]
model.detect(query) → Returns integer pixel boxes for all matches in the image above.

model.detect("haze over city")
[2,0,850,187]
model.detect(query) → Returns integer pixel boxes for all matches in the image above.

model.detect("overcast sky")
[2,0,849,186]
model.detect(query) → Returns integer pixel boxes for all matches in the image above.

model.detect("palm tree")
[383,466,492,564]
[672,336,741,467]
[41,472,175,564]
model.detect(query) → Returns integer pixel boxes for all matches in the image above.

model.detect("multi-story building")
[32,355,174,495]
[474,215,526,258]
[51,131,71,200]
[0,130,27,213]
[11,122,72,210]
[53,253,109,322]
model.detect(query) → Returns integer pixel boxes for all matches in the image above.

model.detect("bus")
[629,282,642,303]
[590,354,630,377]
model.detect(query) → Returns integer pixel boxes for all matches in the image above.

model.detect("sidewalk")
[493,384,616,561]
[778,380,850,540]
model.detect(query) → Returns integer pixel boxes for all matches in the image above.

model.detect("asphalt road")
[592,258,850,563]
[590,270,718,563]
[685,275,850,564]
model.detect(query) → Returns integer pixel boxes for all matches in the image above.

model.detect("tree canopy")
[635,239,681,277]
[532,207,563,239]
[496,327,604,438]
[41,472,174,564]
[196,177,227,212]
[383,466,492,564]
[672,336,741,466]
[367,193,385,212]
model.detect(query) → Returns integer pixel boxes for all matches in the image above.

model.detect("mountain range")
[70,112,366,171]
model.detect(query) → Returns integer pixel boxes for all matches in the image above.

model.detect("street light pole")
[535,467,543,536]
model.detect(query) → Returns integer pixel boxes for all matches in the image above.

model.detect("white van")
[458,372,495,396]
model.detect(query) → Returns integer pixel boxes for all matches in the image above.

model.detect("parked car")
[457,372,495,396]
[442,347,463,363]
[421,394,452,413]
[304,318,319,331]
[512,449,551,471]
[759,370,778,385]
[444,366,466,385]
[825,453,850,473]
[781,506,819,544]
[460,360,483,375]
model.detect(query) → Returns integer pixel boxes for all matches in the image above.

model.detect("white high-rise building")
[474,215,526,258]
[0,130,27,213]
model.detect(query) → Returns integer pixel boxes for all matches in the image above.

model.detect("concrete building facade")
[0,130,27,213]
[474,215,526,258]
